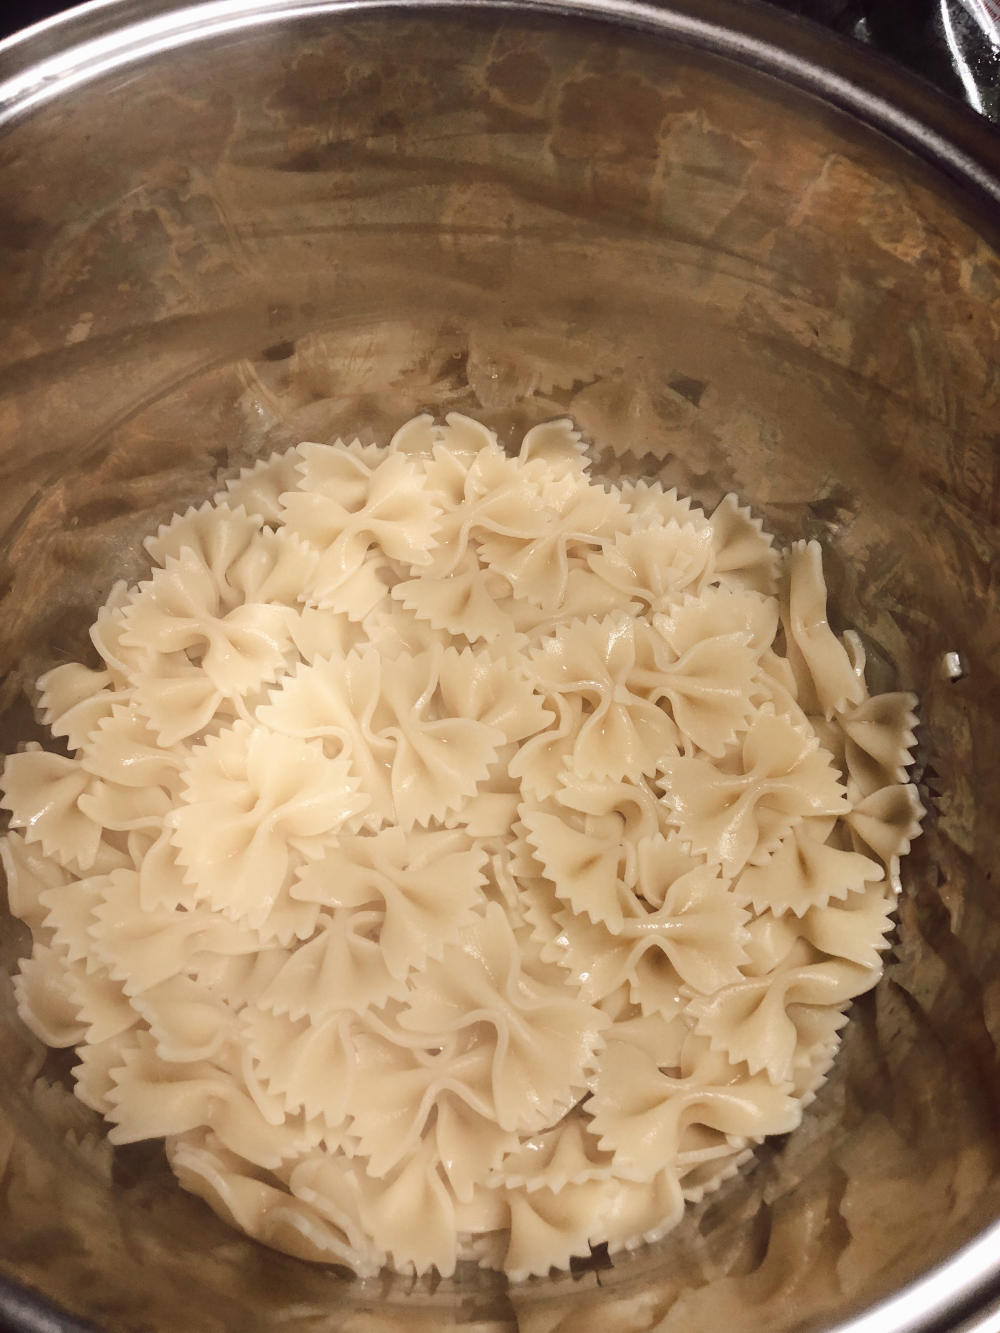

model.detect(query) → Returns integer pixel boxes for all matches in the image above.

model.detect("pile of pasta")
[0,415,924,1280]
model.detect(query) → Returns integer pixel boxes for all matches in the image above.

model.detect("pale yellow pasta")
[215,445,308,524]
[708,493,780,594]
[688,947,888,1085]
[617,478,707,530]
[170,724,367,940]
[659,708,851,875]
[280,445,440,608]
[586,520,715,609]
[737,819,883,917]
[3,747,106,872]
[1,828,71,934]
[477,482,631,612]
[0,415,924,1281]
[90,579,149,688]
[37,661,117,752]
[516,618,680,788]
[291,828,487,985]
[782,539,866,717]
[841,691,920,796]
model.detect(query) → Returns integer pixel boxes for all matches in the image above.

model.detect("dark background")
[0,0,992,114]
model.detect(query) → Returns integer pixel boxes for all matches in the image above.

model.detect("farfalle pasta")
[0,413,924,1281]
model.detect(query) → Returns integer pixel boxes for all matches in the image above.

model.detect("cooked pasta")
[0,414,924,1281]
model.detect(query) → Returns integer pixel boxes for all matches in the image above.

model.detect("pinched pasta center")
[1,415,924,1280]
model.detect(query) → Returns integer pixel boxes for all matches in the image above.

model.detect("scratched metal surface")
[3,0,1000,121]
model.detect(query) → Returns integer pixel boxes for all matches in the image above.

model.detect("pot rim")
[1,0,999,213]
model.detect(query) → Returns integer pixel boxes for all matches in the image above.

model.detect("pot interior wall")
[0,10,999,1332]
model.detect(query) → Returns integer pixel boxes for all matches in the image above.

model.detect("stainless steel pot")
[1,3,999,1331]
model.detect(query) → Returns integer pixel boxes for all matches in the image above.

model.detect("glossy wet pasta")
[0,415,924,1279]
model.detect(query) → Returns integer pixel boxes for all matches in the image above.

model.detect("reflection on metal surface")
[944,0,997,114]
[943,651,969,681]
[2,0,1000,208]
[836,1229,1000,1333]
[946,0,1000,119]
[953,1289,1000,1333]
[942,0,988,114]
